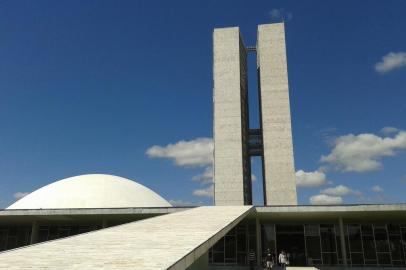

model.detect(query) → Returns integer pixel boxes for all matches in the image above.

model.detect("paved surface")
[0,206,253,270]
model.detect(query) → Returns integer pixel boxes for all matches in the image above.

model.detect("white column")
[30,220,39,244]
[338,217,348,266]
[102,219,108,229]
[256,217,262,266]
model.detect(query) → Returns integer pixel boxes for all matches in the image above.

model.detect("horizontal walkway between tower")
[0,206,253,270]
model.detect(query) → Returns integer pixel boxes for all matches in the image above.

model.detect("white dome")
[7,174,171,209]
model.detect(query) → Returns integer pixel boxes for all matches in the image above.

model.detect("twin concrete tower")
[213,23,297,206]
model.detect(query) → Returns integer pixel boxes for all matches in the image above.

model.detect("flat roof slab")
[255,204,406,221]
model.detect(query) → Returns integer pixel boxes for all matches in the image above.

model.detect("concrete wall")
[257,23,297,205]
[213,27,249,205]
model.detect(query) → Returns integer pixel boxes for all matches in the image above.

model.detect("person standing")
[278,250,287,270]
[265,248,274,270]
[248,249,256,270]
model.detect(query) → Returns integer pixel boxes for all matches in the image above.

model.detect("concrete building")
[213,27,251,206]
[0,23,406,269]
[214,23,296,206]
[1,178,406,269]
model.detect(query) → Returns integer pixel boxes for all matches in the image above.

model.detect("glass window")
[8,227,16,237]
[401,227,406,258]
[374,227,390,253]
[213,252,224,263]
[362,235,377,260]
[0,229,8,251]
[365,260,377,265]
[38,228,49,242]
[320,225,337,252]
[16,226,30,247]
[225,236,236,262]
[6,236,17,250]
[58,228,71,238]
[389,235,404,261]
[361,225,373,235]
[209,249,213,263]
[305,225,319,236]
[377,253,391,265]
[388,224,400,235]
[276,225,303,233]
[48,226,58,240]
[312,259,322,265]
[237,252,246,265]
[351,252,364,265]
[348,225,363,253]
[237,232,246,252]
[213,238,224,252]
[249,235,256,253]
[306,236,321,260]
[262,224,276,253]
[322,253,338,265]
[248,224,256,235]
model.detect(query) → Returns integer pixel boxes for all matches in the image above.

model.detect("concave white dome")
[7,174,171,209]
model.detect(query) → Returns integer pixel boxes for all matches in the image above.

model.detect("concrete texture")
[0,206,188,217]
[0,207,191,225]
[255,204,406,221]
[0,206,253,270]
[257,23,297,205]
[256,203,406,213]
[213,27,251,205]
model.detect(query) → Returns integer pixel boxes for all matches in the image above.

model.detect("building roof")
[6,174,171,209]
[0,206,253,270]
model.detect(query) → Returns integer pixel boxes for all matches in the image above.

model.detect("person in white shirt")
[278,250,287,270]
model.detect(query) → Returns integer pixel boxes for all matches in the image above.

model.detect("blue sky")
[0,0,405,208]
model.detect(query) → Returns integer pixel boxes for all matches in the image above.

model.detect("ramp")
[0,206,253,269]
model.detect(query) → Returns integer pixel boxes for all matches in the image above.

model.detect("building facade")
[213,23,297,206]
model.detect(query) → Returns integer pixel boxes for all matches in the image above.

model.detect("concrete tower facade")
[213,27,252,206]
[213,23,297,206]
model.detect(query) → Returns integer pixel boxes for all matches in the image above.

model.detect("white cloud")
[296,170,327,187]
[375,52,406,74]
[381,127,399,135]
[146,137,213,167]
[192,166,213,183]
[269,8,292,22]
[310,194,343,205]
[147,137,216,199]
[13,192,29,200]
[169,199,199,207]
[321,185,361,197]
[371,185,384,192]
[321,130,406,172]
[251,174,257,182]
[193,185,214,198]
